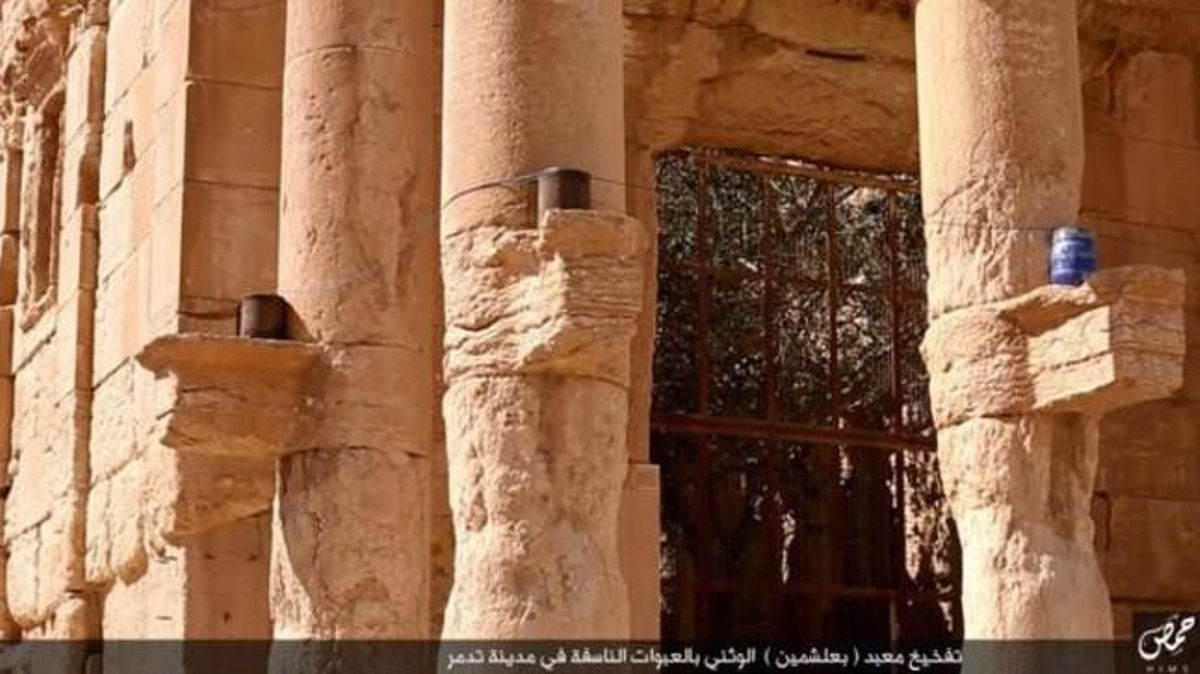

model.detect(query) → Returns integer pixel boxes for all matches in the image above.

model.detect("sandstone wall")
[1,0,104,643]
[87,0,282,643]
[0,0,283,650]
[1080,48,1200,636]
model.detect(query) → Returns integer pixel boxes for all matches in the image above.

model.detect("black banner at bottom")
[0,638,1194,674]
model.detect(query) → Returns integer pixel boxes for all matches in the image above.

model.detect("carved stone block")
[137,333,320,461]
[923,266,1186,429]
[443,208,645,386]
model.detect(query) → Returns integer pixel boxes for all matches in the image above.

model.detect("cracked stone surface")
[0,0,1199,651]
[922,267,1185,640]
[439,208,645,638]
[267,0,438,649]
[916,0,1188,650]
[439,0,639,640]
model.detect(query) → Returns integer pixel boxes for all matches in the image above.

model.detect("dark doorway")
[651,149,962,644]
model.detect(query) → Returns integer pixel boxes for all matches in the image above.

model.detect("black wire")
[437,167,1198,260]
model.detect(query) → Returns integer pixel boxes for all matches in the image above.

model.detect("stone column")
[270,0,437,648]
[915,0,1185,649]
[920,268,1184,645]
[916,0,1084,320]
[439,0,641,639]
[915,0,1088,639]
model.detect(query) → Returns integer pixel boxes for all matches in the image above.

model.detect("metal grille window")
[651,149,961,644]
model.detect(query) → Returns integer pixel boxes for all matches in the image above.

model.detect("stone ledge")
[923,266,1186,428]
[137,333,320,461]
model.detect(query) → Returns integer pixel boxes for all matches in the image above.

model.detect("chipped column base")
[441,375,631,639]
[269,447,430,642]
[939,416,1111,639]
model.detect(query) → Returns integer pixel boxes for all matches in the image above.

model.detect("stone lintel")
[442,208,645,387]
[136,333,320,462]
[923,265,1186,428]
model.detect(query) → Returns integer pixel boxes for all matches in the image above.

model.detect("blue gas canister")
[1050,227,1097,286]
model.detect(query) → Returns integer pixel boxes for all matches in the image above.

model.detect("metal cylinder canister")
[1050,226,1097,286]
[537,167,592,218]
[238,294,288,339]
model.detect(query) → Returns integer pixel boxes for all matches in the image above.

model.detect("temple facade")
[0,0,1197,670]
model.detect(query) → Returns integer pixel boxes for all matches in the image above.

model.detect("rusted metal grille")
[651,149,962,644]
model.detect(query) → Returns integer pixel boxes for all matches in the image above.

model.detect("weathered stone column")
[915,0,1185,649]
[921,268,1184,644]
[271,0,436,648]
[439,0,640,638]
[917,0,1084,319]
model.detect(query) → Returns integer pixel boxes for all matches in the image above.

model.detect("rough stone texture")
[92,0,282,647]
[916,262,1190,638]
[923,267,1186,428]
[442,210,644,386]
[148,452,276,545]
[924,268,1185,639]
[916,0,1188,648]
[270,449,429,639]
[938,415,1113,638]
[440,210,645,638]
[137,334,319,463]
[618,0,1200,640]
[0,0,103,645]
[625,0,920,172]
[97,514,270,673]
[0,0,1195,652]
[917,0,1084,319]
[268,0,437,651]
[1078,35,1200,623]
[440,0,640,640]
[443,0,625,201]
[442,374,632,638]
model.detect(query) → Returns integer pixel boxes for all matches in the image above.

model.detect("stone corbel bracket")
[136,333,321,461]
[922,266,1186,428]
[442,207,645,385]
